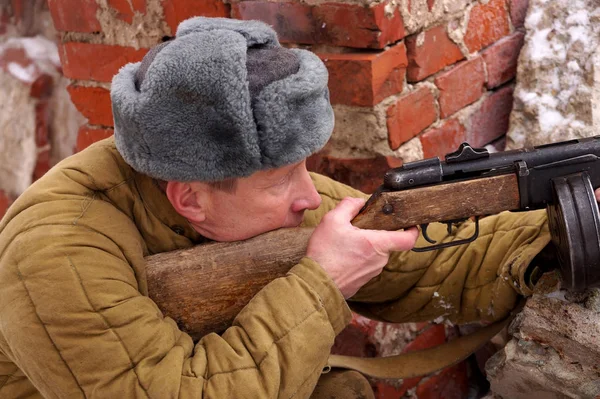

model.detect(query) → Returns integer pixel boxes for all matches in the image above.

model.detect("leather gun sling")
[327,312,513,379]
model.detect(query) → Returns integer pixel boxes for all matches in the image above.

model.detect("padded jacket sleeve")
[0,220,351,398]
[305,173,551,325]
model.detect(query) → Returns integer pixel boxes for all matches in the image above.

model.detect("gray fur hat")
[110,17,334,182]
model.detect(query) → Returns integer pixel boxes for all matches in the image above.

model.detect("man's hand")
[596,188,600,202]
[306,197,419,299]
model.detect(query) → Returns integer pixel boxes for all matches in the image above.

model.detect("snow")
[507,0,600,148]
[7,63,36,83]
[0,35,60,83]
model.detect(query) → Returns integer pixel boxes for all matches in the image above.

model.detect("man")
[0,17,552,398]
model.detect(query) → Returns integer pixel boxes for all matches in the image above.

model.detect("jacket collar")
[133,169,207,253]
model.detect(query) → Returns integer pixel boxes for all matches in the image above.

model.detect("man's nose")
[291,173,322,212]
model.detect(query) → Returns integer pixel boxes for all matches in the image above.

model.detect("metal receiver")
[382,136,600,290]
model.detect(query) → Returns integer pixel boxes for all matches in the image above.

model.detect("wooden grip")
[352,174,520,229]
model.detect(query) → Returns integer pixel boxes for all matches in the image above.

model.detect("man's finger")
[368,227,419,253]
[329,197,366,223]
[595,188,600,202]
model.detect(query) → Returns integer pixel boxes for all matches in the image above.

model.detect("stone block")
[486,289,600,399]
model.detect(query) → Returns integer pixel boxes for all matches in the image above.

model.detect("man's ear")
[165,181,207,223]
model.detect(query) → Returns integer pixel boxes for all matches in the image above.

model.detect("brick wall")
[41,0,529,397]
[0,0,83,218]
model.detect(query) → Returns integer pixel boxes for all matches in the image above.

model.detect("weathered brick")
[482,31,525,88]
[464,0,511,53]
[163,0,230,33]
[33,148,51,181]
[35,101,50,147]
[107,0,146,24]
[29,74,54,99]
[320,42,407,106]
[467,85,514,147]
[67,85,114,127]
[435,57,485,118]
[76,125,114,152]
[0,7,10,35]
[421,119,467,158]
[406,24,464,82]
[509,0,529,28]
[59,42,148,82]
[47,0,101,33]
[232,1,405,49]
[0,190,12,220]
[386,86,437,150]
[307,153,401,193]
[415,361,469,399]
[11,0,24,24]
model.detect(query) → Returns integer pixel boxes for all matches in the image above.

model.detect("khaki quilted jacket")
[0,138,550,398]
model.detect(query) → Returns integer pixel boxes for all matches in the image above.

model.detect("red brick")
[509,0,529,28]
[163,0,230,33]
[59,42,148,82]
[29,74,54,99]
[406,24,464,82]
[232,1,405,49]
[35,101,50,147]
[33,148,51,181]
[421,119,467,159]
[464,0,511,53]
[0,46,32,73]
[0,7,10,35]
[11,0,23,24]
[403,324,447,353]
[482,31,525,88]
[467,85,514,147]
[386,86,437,150]
[0,190,12,220]
[67,85,114,127]
[415,361,469,399]
[76,125,114,152]
[435,57,485,118]
[47,0,101,33]
[320,42,407,106]
[107,0,146,24]
[427,0,435,11]
[307,153,401,193]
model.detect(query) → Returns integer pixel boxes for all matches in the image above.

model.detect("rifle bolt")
[382,204,394,215]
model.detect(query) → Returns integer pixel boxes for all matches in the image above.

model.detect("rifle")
[146,136,600,343]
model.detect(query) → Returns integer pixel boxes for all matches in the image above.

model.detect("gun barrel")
[384,136,600,210]
[442,136,600,177]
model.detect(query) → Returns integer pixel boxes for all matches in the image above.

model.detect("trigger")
[420,223,437,244]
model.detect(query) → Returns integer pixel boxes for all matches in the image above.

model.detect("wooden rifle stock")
[147,174,521,340]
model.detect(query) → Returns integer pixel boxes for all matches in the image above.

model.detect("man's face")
[187,160,322,241]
